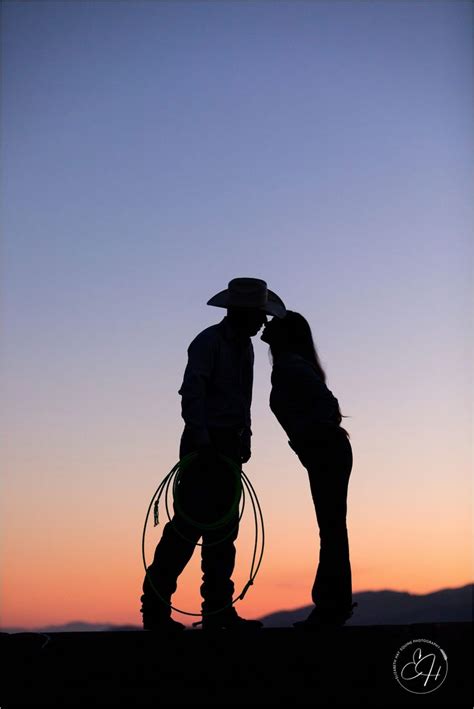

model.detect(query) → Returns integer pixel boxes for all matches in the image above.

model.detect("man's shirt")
[178,316,254,449]
[269,351,341,448]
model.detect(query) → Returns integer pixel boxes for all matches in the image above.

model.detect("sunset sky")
[2,0,472,629]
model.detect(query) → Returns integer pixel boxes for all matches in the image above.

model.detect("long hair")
[268,310,349,433]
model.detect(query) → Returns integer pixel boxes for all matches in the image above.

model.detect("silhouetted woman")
[260,311,357,626]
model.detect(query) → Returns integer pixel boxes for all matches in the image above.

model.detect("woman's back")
[269,351,344,448]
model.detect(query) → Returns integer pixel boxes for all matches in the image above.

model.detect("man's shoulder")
[188,323,222,349]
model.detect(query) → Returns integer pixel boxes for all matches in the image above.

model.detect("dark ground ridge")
[1,622,471,705]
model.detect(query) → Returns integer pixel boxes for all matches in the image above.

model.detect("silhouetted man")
[140,277,286,630]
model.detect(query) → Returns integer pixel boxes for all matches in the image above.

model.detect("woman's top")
[269,351,345,450]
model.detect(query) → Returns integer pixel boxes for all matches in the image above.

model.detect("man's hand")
[197,443,220,468]
[240,447,251,465]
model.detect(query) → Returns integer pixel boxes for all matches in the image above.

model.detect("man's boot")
[200,605,263,631]
[140,593,185,631]
[141,568,185,632]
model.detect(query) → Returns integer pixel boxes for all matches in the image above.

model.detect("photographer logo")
[393,638,448,694]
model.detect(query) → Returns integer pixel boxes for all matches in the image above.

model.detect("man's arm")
[241,343,254,463]
[178,332,216,449]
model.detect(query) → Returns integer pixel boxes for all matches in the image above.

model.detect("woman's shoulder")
[274,352,319,370]
[272,353,325,383]
[273,352,307,366]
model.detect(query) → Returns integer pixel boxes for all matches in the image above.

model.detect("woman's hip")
[290,428,353,474]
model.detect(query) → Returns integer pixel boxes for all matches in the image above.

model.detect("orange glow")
[2,438,472,628]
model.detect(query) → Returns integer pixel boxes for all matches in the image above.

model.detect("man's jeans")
[142,426,243,617]
[290,427,353,613]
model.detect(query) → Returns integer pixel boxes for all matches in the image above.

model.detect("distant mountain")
[0,621,122,634]
[259,584,473,627]
[1,584,471,634]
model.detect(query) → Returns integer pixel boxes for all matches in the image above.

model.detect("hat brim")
[207,289,287,318]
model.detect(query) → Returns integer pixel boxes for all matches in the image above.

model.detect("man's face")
[228,308,268,337]
[247,310,268,336]
[260,317,275,343]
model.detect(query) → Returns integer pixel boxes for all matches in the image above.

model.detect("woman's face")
[260,316,283,344]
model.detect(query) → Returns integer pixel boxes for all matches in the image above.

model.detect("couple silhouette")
[141,278,356,631]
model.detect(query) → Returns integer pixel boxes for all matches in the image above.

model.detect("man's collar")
[220,316,249,343]
[220,316,238,341]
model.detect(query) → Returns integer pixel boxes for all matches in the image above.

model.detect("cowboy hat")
[207,278,286,318]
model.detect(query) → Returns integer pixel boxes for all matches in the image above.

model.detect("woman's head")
[260,310,327,381]
[261,310,349,433]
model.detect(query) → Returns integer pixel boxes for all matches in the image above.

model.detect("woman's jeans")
[290,428,353,613]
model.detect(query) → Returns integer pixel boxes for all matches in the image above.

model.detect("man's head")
[226,307,268,338]
[207,278,286,321]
